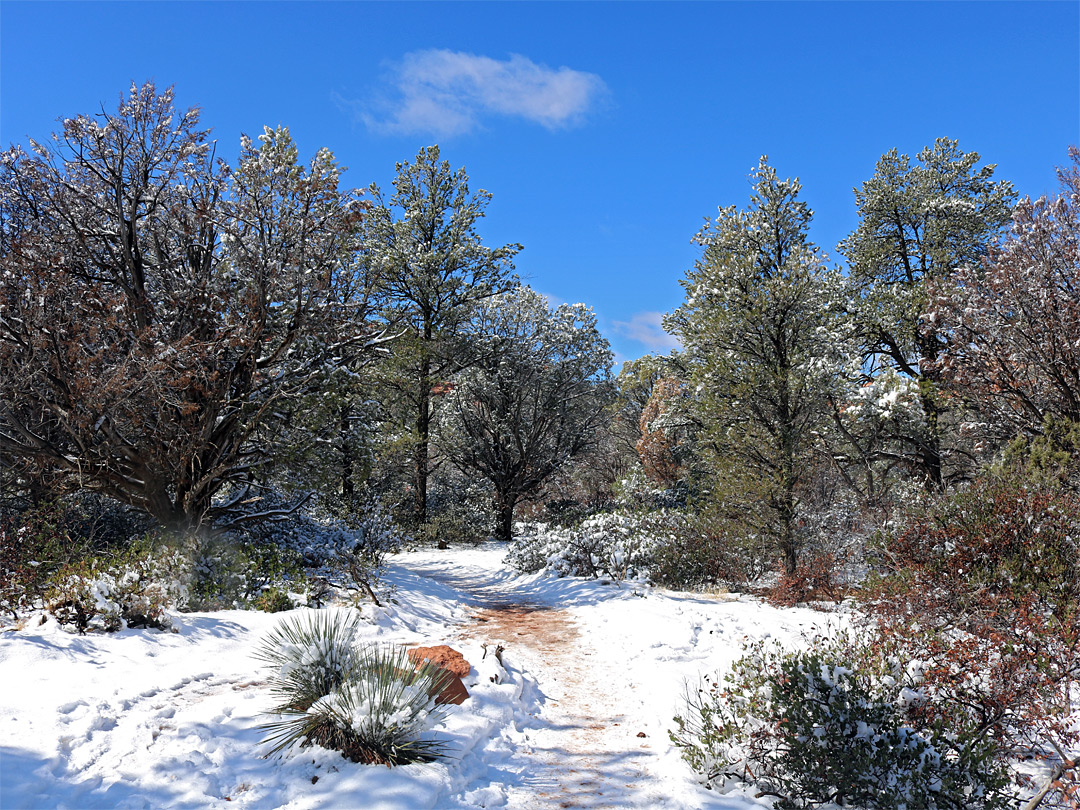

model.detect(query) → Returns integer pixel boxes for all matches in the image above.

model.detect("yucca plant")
[254,609,363,712]
[255,611,453,765]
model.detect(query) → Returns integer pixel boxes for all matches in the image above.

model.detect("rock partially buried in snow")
[407,645,470,705]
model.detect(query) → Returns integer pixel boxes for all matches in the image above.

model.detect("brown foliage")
[767,552,843,607]
[0,83,381,531]
[636,376,685,486]
[935,147,1080,438]
[860,479,1080,761]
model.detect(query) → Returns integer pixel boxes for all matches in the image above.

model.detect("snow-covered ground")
[0,544,828,810]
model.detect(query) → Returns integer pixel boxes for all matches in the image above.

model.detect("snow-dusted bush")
[172,533,306,611]
[255,611,452,765]
[252,586,296,613]
[0,496,155,621]
[647,508,776,589]
[174,492,402,610]
[45,541,185,632]
[323,499,404,603]
[861,477,1080,771]
[423,474,494,546]
[506,512,662,581]
[671,636,1010,809]
[508,507,777,589]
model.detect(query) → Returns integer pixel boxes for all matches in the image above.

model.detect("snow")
[0,543,826,810]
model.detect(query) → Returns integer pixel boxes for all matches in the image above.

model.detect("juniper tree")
[434,286,613,543]
[0,83,384,532]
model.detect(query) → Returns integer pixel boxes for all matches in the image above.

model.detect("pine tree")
[840,138,1015,489]
[666,157,847,574]
[435,286,613,543]
[363,146,520,529]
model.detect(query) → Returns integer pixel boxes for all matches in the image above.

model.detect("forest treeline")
[1,82,1078,579]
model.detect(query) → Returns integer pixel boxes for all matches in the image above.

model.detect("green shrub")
[418,511,484,548]
[44,539,183,632]
[0,497,148,621]
[648,510,774,589]
[253,587,296,613]
[171,534,308,611]
[1,506,79,620]
[671,637,1011,809]
[254,611,453,765]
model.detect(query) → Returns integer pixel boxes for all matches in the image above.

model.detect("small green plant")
[254,611,453,765]
[253,586,295,613]
[671,636,1011,809]
[170,534,307,611]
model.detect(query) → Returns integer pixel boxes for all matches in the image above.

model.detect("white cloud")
[611,311,681,353]
[355,50,608,137]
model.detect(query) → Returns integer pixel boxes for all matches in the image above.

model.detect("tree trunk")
[340,403,354,503]
[778,377,799,576]
[413,372,430,529]
[494,492,516,544]
[917,333,945,491]
[777,475,798,575]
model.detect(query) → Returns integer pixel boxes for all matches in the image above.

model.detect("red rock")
[407,645,471,705]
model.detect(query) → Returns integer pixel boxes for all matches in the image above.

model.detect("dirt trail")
[403,558,662,809]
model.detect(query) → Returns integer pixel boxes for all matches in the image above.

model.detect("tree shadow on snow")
[0,744,202,810]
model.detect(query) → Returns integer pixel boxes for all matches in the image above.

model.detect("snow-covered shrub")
[255,611,452,765]
[324,499,404,603]
[671,636,1010,809]
[612,470,688,512]
[507,512,661,581]
[861,477,1080,769]
[242,493,403,596]
[174,493,404,610]
[44,540,185,632]
[173,533,306,611]
[253,586,296,613]
[423,474,493,546]
[0,496,154,621]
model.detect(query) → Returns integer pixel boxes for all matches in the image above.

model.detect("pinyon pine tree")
[840,138,1015,489]
[666,157,848,574]
[363,146,520,529]
[435,286,613,543]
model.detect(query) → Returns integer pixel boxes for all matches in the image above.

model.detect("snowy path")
[402,553,672,809]
[0,544,823,810]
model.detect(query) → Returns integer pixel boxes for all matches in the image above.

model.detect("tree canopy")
[0,83,383,532]
[435,286,613,543]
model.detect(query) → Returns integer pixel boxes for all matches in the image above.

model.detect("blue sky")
[2,1,1077,368]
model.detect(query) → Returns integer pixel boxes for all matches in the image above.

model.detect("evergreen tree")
[363,146,520,529]
[0,85,381,532]
[666,158,847,574]
[840,138,1015,489]
[434,287,613,543]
